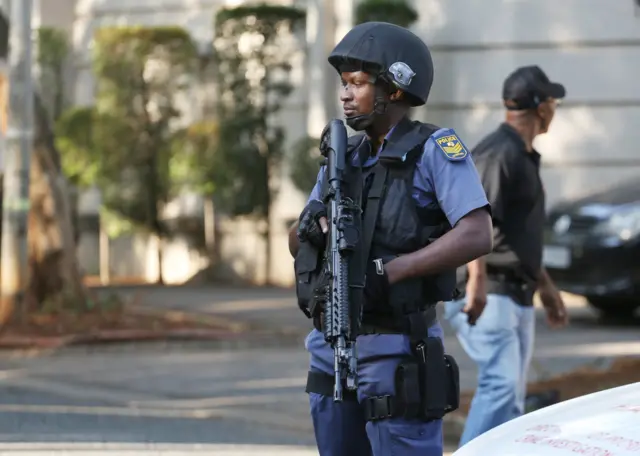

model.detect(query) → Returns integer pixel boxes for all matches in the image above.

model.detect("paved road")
[0,345,318,455]
[0,286,636,455]
[116,285,640,390]
[0,341,457,455]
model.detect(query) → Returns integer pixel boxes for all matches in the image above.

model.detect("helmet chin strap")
[346,95,389,131]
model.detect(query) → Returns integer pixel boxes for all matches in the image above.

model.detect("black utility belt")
[487,277,531,290]
[486,268,529,283]
[313,307,437,338]
[488,274,535,292]
[486,277,536,306]
[305,337,460,423]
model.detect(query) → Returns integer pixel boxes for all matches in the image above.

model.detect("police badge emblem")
[434,131,469,161]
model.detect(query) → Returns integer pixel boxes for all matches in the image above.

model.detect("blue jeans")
[305,324,444,456]
[444,294,535,447]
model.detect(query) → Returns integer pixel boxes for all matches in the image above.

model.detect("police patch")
[434,131,469,161]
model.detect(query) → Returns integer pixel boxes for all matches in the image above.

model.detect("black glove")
[297,199,328,249]
[364,257,393,308]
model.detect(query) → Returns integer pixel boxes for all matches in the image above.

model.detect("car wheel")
[586,296,640,318]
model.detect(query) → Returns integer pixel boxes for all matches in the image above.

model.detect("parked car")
[543,179,640,317]
[453,382,640,455]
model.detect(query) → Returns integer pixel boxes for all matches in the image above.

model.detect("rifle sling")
[347,149,386,330]
[361,165,387,267]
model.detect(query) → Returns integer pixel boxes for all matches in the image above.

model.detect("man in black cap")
[444,65,570,447]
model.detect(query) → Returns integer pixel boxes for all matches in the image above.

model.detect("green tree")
[54,106,99,189]
[170,121,221,196]
[288,0,420,195]
[95,26,197,284]
[169,121,222,264]
[354,0,418,27]
[36,27,70,122]
[57,26,197,284]
[288,136,322,196]
[34,27,83,246]
[212,4,305,284]
[0,14,87,322]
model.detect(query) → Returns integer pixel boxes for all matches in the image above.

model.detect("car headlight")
[593,204,640,241]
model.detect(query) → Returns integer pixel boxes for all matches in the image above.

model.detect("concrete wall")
[306,0,640,207]
[77,229,209,284]
[407,0,640,207]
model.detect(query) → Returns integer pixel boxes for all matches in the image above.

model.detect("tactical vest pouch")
[362,337,460,422]
[414,337,460,420]
[386,278,433,339]
[388,277,423,312]
[444,354,460,413]
[294,241,326,319]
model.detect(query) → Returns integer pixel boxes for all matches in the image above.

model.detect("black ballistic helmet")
[328,21,434,107]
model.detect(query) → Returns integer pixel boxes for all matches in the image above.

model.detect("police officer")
[289,22,493,456]
[445,65,570,447]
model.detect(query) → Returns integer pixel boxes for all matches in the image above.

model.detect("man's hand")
[538,283,569,329]
[297,200,329,249]
[463,274,487,326]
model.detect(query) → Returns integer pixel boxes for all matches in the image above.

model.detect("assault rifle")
[319,119,362,402]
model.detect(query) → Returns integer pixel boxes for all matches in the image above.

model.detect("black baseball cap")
[502,65,566,110]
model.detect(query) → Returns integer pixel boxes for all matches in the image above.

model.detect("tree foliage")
[59,27,196,235]
[54,26,198,283]
[288,136,322,196]
[212,3,305,216]
[355,0,419,28]
[36,27,70,122]
[170,120,221,196]
[35,27,83,247]
[54,106,98,188]
[212,4,305,282]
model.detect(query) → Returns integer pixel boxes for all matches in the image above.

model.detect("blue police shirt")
[304,127,490,375]
[307,127,489,226]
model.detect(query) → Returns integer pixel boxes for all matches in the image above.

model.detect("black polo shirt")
[469,123,546,305]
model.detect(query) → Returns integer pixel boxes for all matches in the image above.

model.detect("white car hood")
[454,382,640,456]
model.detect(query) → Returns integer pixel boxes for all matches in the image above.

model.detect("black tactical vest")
[295,117,457,333]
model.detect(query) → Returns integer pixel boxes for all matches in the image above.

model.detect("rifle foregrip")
[338,257,349,333]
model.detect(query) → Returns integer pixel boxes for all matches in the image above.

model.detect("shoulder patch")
[433,129,469,161]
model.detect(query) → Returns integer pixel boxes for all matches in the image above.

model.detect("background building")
[13,0,640,286]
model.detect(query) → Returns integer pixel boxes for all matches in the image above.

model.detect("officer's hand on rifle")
[297,200,329,249]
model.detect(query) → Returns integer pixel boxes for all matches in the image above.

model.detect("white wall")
[35,0,76,30]
[413,0,640,44]
[78,230,209,284]
[408,0,640,207]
